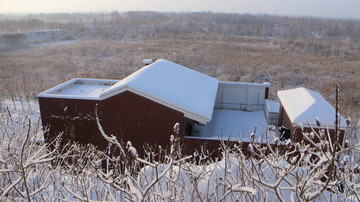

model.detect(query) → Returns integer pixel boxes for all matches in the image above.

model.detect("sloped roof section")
[100,59,219,124]
[277,87,347,129]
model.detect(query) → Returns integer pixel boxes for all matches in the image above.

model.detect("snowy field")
[0,99,41,126]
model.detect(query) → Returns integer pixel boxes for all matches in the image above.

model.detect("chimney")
[143,59,155,66]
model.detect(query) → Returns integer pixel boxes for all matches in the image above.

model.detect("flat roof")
[219,81,271,87]
[38,78,118,100]
[190,109,276,143]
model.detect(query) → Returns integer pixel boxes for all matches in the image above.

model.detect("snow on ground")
[0,99,41,145]
[32,39,76,48]
[0,99,40,122]
[192,109,277,143]
[138,154,347,201]
[1,99,358,201]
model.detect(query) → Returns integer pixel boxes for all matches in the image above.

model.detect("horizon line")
[1,10,359,21]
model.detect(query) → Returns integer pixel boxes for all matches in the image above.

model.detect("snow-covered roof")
[219,81,271,87]
[38,78,118,100]
[277,87,347,129]
[100,59,219,124]
[39,59,219,124]
[191,109,274,143]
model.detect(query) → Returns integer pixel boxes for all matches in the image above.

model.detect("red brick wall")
[98,91,185,153]
[39,90,185,155]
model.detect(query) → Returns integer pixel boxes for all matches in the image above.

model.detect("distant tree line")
[1,11,359,39]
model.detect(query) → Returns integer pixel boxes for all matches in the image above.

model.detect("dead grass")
[0,14,359,123]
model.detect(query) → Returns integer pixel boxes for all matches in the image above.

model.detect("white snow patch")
[265,99,280,113]
[38,78,118,100]
[58,84,108,96]
[232,184,257,195]
[192,109,275,143]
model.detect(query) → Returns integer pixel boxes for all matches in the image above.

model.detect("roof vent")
[143,59,155,66]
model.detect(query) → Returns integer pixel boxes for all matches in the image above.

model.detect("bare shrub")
[1,99,360,201]
[0,108,61,201]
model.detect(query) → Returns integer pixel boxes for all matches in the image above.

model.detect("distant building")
[38,59,273,155]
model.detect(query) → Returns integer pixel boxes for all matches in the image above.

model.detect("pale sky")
[1,0,360,19]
